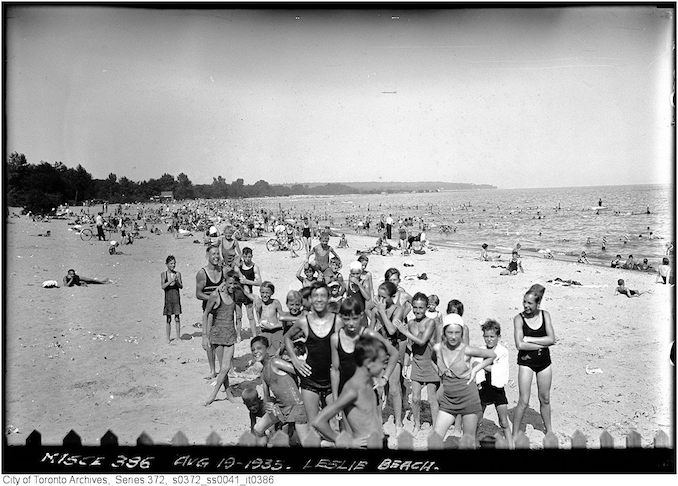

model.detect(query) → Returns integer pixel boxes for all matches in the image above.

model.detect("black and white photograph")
[3,2,675,474]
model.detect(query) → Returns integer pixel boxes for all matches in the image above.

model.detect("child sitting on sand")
[611,254,623,268]
[108,240,121,255]
[500,251,524,275]
[338,234,349,248]
[577,251,590,264]
[615,279,646,298]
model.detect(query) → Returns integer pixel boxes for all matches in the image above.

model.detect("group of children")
[237,266,554,449]
[159,226,557,448]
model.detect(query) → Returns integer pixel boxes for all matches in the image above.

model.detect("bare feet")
[204,372,217,380]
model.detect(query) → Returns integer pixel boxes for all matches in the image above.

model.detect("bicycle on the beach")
[266,236,303,252]
[80,224,116,241]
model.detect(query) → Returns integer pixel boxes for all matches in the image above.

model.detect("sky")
[4,5,675,189]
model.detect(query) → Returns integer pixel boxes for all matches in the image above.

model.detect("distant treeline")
[6,152,494,213]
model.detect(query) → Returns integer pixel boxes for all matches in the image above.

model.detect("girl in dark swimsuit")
[512,284,556,440]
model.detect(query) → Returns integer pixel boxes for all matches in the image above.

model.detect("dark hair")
[482,243,488,249]
[165,255,176,264]
[525,284,546,304]
[412,292,429,306]
[309,280,329,297]
[428,294,440,305]
[663,257,670,265]
[354,335,386,367]
[242,247,253,255]
[481,319,501,336]
[339,296,365,317]
[617,279,625,286]
[225,270,240,283]
[67,268,76,273]
[206,244,219,253]
[378,281,398,297]
[261,281,275,294]
[446,299,464,317]
[357,253,369,263]
[241,387,260,402]
[384,267,401,281]
[251,335,269,349]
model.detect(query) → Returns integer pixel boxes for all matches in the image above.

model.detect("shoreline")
[4,212,673,448]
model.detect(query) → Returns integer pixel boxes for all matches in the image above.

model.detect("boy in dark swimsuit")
[284,282,337,424]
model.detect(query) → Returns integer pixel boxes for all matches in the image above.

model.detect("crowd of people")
[40,198,668,449]
[178,218,558,449]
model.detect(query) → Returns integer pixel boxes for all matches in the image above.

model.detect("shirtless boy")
[249,282,284,354]
[310,232,342,281]
[312,334,388,448]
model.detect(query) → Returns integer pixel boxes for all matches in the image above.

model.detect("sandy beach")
[3,209,674,449]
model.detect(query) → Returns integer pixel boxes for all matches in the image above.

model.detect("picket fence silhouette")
[18,427,671,449]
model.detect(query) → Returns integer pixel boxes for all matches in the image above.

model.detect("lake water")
[249,184,673,264]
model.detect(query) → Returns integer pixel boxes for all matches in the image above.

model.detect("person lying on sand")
[615,279,647,298]
[63,269,110,287]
